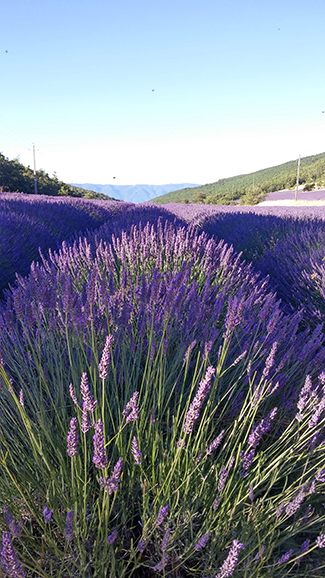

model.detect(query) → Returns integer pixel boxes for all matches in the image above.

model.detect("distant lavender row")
[0,193,134,295]
[152,203,325,326]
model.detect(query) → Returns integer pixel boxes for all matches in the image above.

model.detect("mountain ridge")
[73,183,200,204]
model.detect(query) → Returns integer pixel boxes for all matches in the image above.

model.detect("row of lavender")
[162,203,325,327]
[0,193,132,295]
[0,198,325,576]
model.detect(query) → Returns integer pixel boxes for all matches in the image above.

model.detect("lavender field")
[1,195,325,577]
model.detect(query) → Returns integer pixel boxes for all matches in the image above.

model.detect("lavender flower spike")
[131,436,142,465]
[316,534,325,548]
[194,532,211,550]
[43,503,53,523]
[1,532,26,578]
[2,506,23,538]
[248,408,277,449]
[277,549,294,565]
[155,504,169,526]
[183,366,215,434]
[161,528,171,552]
[137,538,146,552]
[67,417,79,458]
[296,375,312,420]
[122,391,139,423]
[93,419,108,469]
[80,402,92,434]
[107,530,118,546]
[99,458,123,494]
[206,430,225,456]
[99,335,114,380]
[215,539,244,578]
[153,554,169,572]
[80,372,97,412]
[65,510,74,541]
[69,383,78,406]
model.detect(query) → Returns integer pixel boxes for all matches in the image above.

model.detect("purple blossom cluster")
[99,458,123,494]
[98,334,114,380]
[215,539,244,578]
[131,436,142,465]
[0,532,26,578]
[183,366,215,434]
[248,408,277,449]
[92,419,108,469]
[67,417,79,457]
[122,392,140,423]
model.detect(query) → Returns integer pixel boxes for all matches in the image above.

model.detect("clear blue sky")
[1,0,325,185]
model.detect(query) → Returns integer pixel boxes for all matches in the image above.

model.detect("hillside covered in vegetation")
[0,153,117,200]
[153,152,325,205]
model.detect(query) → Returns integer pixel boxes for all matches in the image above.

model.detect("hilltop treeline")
[0,153,115,200]
[154,152,325,205]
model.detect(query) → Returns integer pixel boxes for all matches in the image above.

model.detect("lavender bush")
[0,204,325,576]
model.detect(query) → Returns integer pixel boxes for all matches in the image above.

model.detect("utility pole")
[295,154,301,202]
[33,143,38,195]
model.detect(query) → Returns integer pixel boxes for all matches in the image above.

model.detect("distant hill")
[73,183,200,204]
[0,154,117,200]
[152,152,325,205]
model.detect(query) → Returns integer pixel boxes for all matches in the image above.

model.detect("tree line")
[0,153,113,200]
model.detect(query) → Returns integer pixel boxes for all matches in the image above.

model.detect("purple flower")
[213,495,220,510]
[42,503,53,523]
[296,374,312,417]
[183,340,197,362]
[99,335,114,380]
[65,510,74,541]
[297,539,310,559]
[194,532,211,550]
[177,438,186,449]
[161,527,171,552]
[69,383,78,406]
[240,448,255,473]
[2,507,22,538]
[92,419,108,469]
[262,341,278,377]
[215,539,244,578]
[153,554,169,572]
[99,458,123,494]
[218,468,229,494]
[80,402,92,434]
[80,372,97,412]
[206,430,224,456]
[316,469,325,482]
[122,391,139,423]
[131,436,142,466]
[248,408,277,449]
[137,538,146,552]
[308,396,325,428]
[316,534,325,548]
[67,417,79,457]
[277,549,293,565]
[276,501,285,519]
[107,530,118,546]
[183,366,215,434]
[285,490,305,517]
[155,504,169,526]
[0,532,26,578]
